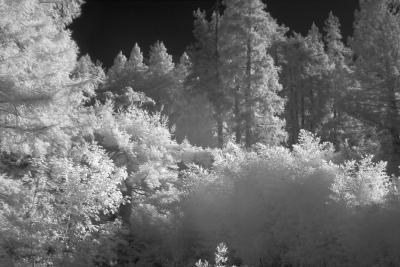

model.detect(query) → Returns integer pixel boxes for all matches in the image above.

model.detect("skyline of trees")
[101,0,400,176]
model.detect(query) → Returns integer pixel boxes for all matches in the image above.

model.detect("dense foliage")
[1,0,400,266]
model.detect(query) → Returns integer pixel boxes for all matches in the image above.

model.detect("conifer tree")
[126,43,147,73]
[149,41,175,76]
[348,0,400,174]
[124,43,149,98]
[187,8,229,148]
[72,54,106,99]
[221,0,285,147]
[321,12,364,150]
[302,24,332,134]
[102,43,149,103]
[145,41,180,119]
[105,51,128,95]
[278,25,331,146]
[324,12,350,66]
[175,52,217,147]
[0,0,80,132]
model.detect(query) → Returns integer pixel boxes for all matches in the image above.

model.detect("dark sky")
[69,0,359,68]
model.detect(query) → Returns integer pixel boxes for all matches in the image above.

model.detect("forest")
[1,0,400,266]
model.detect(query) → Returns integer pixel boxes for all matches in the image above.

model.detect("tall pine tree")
[348,0,400,174]
[221,0,285,147]
[277,24,331,146]
[187,7,228,148]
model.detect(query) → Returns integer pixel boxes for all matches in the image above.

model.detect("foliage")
[0,0,80,132]
[195,243,231,267]
[182,131,398,267]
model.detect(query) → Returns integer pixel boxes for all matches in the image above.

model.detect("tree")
[101,44,150,108]
[347,0,400,174]
[220,0,286,147]
[146,41,176,108]
[0,0,80,133]
[277,24,331,146]
[174,52,218,147]
[126,43,147,74]
[104,51,128,95]
[318,12,378,158]
[40,0,84,26]
[72,54,106,101]
[187,8,229,148]
[0,1,128,265]
[145,41,185,126]
[149,41,174,76]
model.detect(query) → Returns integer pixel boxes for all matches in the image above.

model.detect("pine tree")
[348,0,400,174]
[187,8,229,148]
[124,43,149,99]
[220,0,285,147]
[175,52,217,147]
[105,51,128,94]
[324,12,350,66]
[72,54,106,100]
[126,43,147,73]
[102,43,150,106]
[278,24,331,146]
[277,34,306,146]
[0,0,80,132]
[145,41,180,120]
[149,41,174,76]
[321,12,364,150]
[302,24,332,134]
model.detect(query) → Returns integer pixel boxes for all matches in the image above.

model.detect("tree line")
[102,0,400,175]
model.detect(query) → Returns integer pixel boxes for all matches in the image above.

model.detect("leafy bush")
[184,131,398,267]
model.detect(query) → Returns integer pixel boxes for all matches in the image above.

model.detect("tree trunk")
[288,68,298,146]
[300,95,305,129]
[214,3,224,148]
[292,84,300,146]
[309,87,315,131]
[388,128,400,176]
[234,84,242,144]
[245,37,253,148]
[387,79,400,175]
[217,114,224,148]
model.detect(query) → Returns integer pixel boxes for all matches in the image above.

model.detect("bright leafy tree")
[0,1,127,265]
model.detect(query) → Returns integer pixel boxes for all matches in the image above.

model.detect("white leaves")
[332,155,390,206]
[195,243,230,267]
[293,130,335,165]
[183,131,400,266]
[215,242,229,267]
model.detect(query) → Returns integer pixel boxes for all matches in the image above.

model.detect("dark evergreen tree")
[277,25,331,146]
[187,8,228,148]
